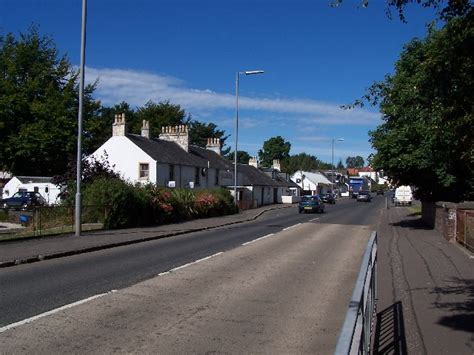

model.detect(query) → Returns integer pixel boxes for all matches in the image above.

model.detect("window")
[169,164,175,182]
[139,163,149,180]
[195,167,200,186]
[215,169,219,186]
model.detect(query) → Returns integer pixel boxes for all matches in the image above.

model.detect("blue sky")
[1,0,436,166]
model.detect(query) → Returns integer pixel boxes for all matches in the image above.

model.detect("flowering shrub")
[79,179,237,228]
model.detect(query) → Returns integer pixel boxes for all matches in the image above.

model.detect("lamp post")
[75,0,87,236]
[331,138,344,184]
[234,70,264,204]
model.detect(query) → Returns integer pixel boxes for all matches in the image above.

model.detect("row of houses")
[2,114,384,208]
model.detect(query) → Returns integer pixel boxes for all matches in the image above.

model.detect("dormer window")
[139,163,149,180]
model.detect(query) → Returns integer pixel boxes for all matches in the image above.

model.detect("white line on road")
[0,290,117,334]
[310,217,320,222]
[242,233,275,246]
[283,223,301,231]
[169,252,223,273]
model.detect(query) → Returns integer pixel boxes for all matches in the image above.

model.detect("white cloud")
[86,66,381,126]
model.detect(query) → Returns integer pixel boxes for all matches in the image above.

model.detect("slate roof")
[236,164,286,187]
[127,134,208,168]
[16,176,52,184]
[189,146,234,170]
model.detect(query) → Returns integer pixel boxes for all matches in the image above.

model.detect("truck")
[394,185,413,206]
[348,176,369,198]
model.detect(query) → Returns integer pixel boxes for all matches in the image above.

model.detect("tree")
[132,100,191,138]
[337,159,345,169]
[226,150,252,164]
[188,120,230,155]
[0,27,100,175]
[346,156,365,168]
[332,0,472,22]
[258,136,291,168]
[283,153,329,175]
[363,10,474,201]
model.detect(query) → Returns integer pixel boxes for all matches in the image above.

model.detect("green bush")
[82,178,152,229]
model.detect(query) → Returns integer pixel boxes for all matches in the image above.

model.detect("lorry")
[348,176,369,198]
[394,185,413,206]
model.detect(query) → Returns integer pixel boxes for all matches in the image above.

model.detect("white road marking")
[283,223,301,231]
[310,217,320,222]
[169,252,223,273]
[242,233,275,246]
[0,290,117,334]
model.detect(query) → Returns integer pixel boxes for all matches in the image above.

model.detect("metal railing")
[335,231,377,355]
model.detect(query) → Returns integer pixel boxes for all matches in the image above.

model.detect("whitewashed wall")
[91,136,157,184]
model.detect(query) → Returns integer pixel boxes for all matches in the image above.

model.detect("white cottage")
[291,171,333,196]
[91,114,233,188]
[2,176,61,204]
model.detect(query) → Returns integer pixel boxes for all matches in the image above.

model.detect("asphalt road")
[0,195,385,329]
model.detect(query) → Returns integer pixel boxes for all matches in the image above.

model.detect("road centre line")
[283,223,301,231]
[169,252,223,273]
[0,290,117,334]
[242,233,275,246]
[310,217,320,222]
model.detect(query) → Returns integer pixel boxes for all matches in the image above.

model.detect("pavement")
[375,204,474,354]
[0,204,293,268]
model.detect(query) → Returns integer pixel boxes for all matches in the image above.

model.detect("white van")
[394,185,413,206]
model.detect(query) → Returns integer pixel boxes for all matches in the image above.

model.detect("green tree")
[336,159,345,169]
[132,100,191,138]
[226,150,251,164]
[364,11,474,201]
[258,136,291,168]
[283,153,327,175]
[346,156,365,168]
[0,27,100,175]
[332,0,472,22]
[188,120,230,155]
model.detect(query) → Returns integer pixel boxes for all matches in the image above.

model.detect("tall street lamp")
[234,70,264,204]
[75,0,87,236]
[331,138,344,184]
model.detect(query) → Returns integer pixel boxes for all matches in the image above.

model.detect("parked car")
[1,191,46,210]
[357,191,372,202]
[321,193,336,204]
[298,195,325,213]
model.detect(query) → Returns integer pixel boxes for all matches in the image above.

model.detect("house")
[356,166,390,185]
[91,114,233,189]
[91,114,297,209]
[1,176,61,204]
[260,159,301,203]
[290,171,333,196]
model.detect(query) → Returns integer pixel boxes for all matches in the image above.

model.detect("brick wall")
[422,201,474,243]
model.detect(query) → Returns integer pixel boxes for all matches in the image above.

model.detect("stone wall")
[422,201,474,244]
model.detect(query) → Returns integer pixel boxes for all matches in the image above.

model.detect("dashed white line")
[169,252,223,273]
[242,233,275,246]
[0,290,117,334]
[310,217,320,222]
[283,223,301,231]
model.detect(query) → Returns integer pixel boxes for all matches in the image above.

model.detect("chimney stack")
[112,113,127,136]
[159,125,189,152]
[205,137,221,155]
[249,157,259,168]
[141,120,150,138]
[272,159,281,172]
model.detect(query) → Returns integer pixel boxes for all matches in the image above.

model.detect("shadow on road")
[373,301,408,354]
[432,277,474,333]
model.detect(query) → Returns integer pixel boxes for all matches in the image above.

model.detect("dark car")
[1,191,46,210]
[376,189,384,195]
[321,193,336,204]
[356,191,372,202]
[298,195,325,213]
